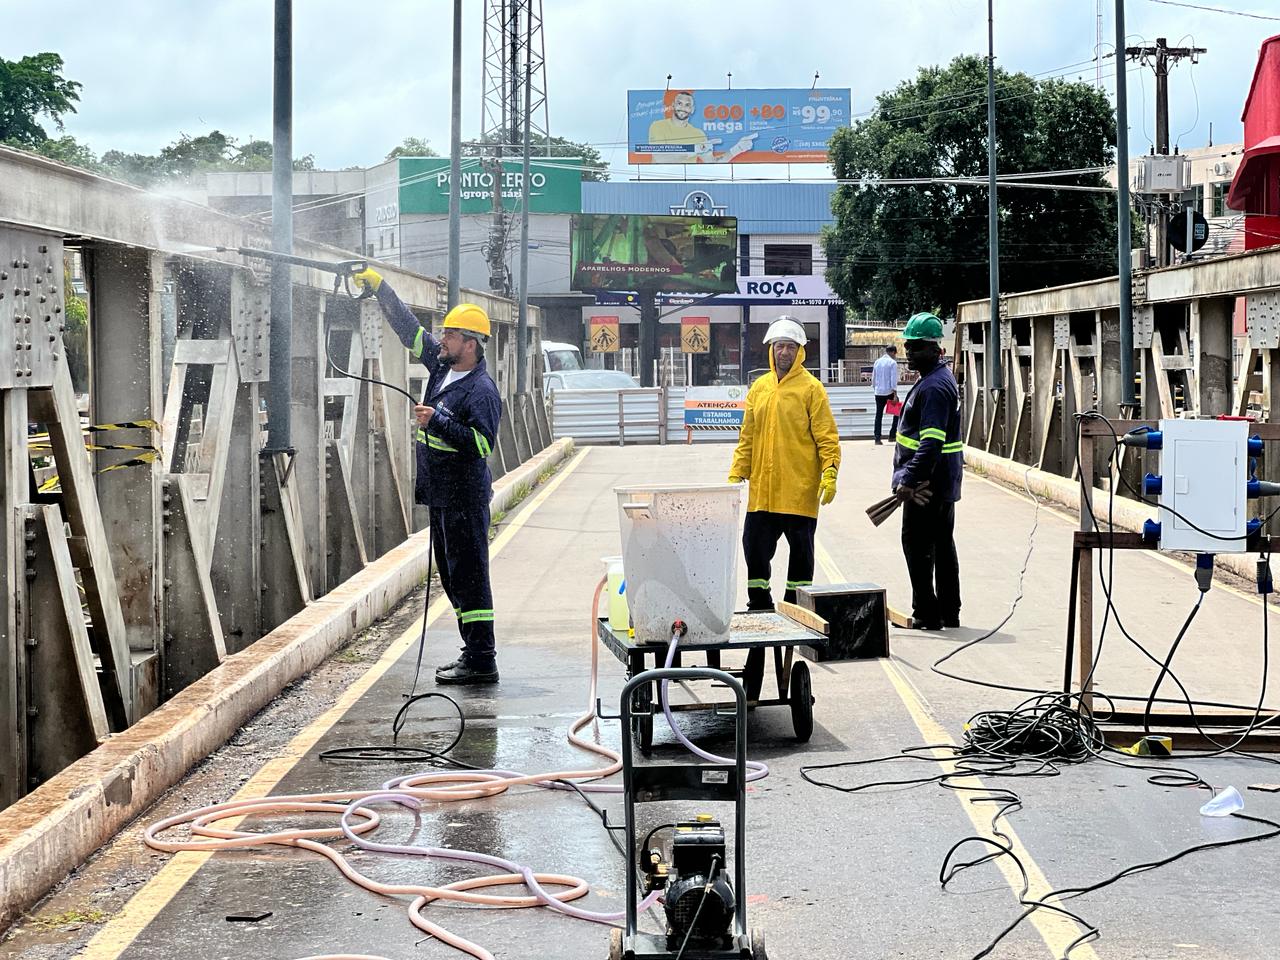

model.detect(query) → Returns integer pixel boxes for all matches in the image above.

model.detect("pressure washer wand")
[218,245,371,298]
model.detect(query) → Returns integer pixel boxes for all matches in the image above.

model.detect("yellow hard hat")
[443,303,491,340]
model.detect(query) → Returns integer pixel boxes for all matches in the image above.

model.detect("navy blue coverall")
[373,281,503,669]
[891,360,963,627]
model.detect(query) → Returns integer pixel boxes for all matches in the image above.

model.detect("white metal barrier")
[551,384,911,445]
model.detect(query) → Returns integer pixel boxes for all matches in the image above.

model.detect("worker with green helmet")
[352,267,503,685]
[892,312,962,630]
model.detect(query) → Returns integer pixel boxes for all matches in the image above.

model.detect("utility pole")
[267,0,293,453]
[1115,0,1135,406]
[448,0,462,309]
[985,0,1001,393]
[1125,36,1207,266]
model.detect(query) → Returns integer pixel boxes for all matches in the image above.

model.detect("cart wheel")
[632,682,654,754]
[609,926,623,960]
[751,927,768,959]
[789,660,813,742]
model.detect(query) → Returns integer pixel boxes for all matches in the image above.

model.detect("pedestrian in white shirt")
[872,346,901,445]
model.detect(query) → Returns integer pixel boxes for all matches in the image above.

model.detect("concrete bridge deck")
[4,441,1279,960]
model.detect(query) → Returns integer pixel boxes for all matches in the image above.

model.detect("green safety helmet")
[902,312,945,342]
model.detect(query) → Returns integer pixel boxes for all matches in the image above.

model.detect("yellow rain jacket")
[729,345,841,518]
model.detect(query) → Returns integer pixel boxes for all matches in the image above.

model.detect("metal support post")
[267,0,294,453]
[448,0,462,309]
[985,0,1002,391]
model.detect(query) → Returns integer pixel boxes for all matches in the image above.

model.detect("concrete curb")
[962,445,1261,584]
[0,437,575,929]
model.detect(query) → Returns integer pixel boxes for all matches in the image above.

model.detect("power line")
[1143,0,1280,21]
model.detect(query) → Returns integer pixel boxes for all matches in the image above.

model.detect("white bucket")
[614,483,744,645]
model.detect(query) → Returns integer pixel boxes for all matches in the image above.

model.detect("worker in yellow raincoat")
[728,316,841,612]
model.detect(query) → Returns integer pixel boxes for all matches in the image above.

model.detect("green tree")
[823,56,1119,323]
[0,52,81,147]
[462,133,608,181]
[385,136,440,160]
[62,264,89,393]
[33,133,98,168]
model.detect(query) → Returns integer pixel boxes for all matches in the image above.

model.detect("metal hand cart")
[597,609,827,752]
[609,667,766,960]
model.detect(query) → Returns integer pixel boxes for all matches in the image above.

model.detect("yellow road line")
[78,448,590,959]
[814,537,1099,960]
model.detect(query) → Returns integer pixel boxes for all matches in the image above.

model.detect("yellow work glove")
[727,474,745,484]
[819,467,837,506]
[350,266,383,293]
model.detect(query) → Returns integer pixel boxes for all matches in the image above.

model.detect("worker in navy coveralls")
[353,267,503,685]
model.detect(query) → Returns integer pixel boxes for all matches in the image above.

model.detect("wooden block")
[888,605,914,629]
[797,583,890,661]
[1247,783,1280,793]
[776,600,829,635]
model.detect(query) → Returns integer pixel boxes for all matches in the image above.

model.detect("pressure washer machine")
[609,666,766,960]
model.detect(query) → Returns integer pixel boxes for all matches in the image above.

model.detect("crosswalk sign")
[589,316,620,353]
[681,316,711,354]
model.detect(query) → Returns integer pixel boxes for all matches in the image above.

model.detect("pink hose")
[145,577,758,959]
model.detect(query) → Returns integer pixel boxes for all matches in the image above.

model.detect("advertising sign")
[398,157,582,214]
[628,88,851,164]
[684,386,747,429]
[681,317,711,353]
[589,316,620,353]
[591,274,842,308]
[570,214,737,294]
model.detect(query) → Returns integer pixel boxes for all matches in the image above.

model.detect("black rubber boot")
[435,661,499,685]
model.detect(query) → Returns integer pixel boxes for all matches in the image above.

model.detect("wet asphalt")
[6,441,1280,960]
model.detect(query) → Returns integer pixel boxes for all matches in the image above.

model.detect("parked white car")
[543,369,640,393]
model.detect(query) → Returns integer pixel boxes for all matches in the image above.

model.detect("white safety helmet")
[763,316,806,346]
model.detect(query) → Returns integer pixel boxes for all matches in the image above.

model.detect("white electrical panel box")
[1135,155,1193,194]
[1157,419,1248,553]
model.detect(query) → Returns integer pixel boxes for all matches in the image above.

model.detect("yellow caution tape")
[1121,735,1173,757]
[37,449,160,494]
[28,418,159,442]
[30,442,158,454]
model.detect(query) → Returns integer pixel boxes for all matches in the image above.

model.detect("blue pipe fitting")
[1142,519,1161,543]
[1248,518,1263,537]
[1145,430,1163,451]
[1250,436,1264,457]
[1143,473,1162,496]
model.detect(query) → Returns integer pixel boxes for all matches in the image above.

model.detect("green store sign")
[398,156,583,215]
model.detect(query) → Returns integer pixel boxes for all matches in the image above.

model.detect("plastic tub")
[614,483,743,645]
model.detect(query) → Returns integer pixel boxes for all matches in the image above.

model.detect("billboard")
[627,88,851,164]
[398,157,582,214]
[570,214,737,294]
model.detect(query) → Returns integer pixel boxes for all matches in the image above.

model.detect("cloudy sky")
[3,0,1278,174]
